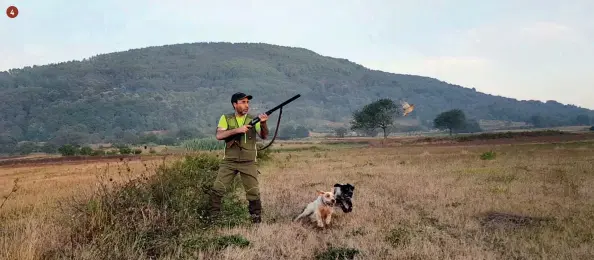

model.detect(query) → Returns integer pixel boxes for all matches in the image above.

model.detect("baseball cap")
[231,92,253,103]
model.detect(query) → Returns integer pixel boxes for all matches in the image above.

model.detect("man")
[207,92,269,224]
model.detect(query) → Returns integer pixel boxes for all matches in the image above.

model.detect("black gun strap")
[258,107,282,150]
[235,107,283,151]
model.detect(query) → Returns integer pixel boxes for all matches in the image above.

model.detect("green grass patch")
[385,227,411,248]
[480,151,496,160]
[315,246,361,260]
[182,137,225,151]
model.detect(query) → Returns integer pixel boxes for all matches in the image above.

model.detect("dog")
[293,189,336,228]
[333,183,355,213]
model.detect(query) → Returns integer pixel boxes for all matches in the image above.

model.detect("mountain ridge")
[0,41,592,152]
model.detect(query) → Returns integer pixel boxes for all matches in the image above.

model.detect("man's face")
[233,98,250,115]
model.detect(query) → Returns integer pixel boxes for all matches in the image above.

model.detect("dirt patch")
[0,154,159,168]
[368,132,594,148]
[478,211,555,230]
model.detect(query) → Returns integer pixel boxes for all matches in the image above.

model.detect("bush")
[118,146,132,154]
[590,126,594,131]
[480,151,496,160]
[79,146,93,155]
[256,143,273,162]
[133,149,142,154]
[91,149,105,156]
[52,153,250,259]
[58,144,78,156]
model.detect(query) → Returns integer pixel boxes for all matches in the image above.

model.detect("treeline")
[1,127,205,155]
[529,114,592,128]
[344,98,593,138]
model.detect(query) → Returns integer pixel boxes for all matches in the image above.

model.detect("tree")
[335,127,347,138]
[278,125,295,140]
[529,115,545,128]
[433,109,466,135]
[294,126,310,138]
[351,99,401,139]
[58,144,78,156]
[575,114,591,125]
[455,119,482,134]
[79,146,93,155]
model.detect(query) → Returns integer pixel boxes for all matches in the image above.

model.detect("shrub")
[119,146,132,154]
[480,151,496,160]
[256,143,273,162]
[52,153,250,259]
[133,149,142,154]
[91,149,105,156]
[79,146,93,155]
[58,144,78,156]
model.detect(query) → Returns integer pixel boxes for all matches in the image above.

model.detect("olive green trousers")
[211,159,260,201]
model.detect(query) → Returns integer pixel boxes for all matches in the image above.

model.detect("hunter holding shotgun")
[207,92,269,224]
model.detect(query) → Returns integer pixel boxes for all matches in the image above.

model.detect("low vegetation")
[39,154,253,259]
[411,129,576,144]
[1,133,593,259]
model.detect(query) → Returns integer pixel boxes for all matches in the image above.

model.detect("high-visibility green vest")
[223,113,258,162]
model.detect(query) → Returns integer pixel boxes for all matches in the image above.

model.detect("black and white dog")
[333,183,355,213]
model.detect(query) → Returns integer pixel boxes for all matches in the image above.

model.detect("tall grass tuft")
[183,137,225,151]
[183,138,274,163]
[47,153,250,259]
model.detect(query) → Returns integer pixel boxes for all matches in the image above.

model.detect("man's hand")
[258,113,268,123]
[234,125,252,134]
[258,113,269,139]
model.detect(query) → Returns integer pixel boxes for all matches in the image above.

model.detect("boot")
[248,199,262,224]
[205,193,223,223]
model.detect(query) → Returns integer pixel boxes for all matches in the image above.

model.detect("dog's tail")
[293,206,310,222]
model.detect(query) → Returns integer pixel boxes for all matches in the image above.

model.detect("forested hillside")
[1,42,592,153]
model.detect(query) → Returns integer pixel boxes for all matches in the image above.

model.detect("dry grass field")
[1,134,594,259]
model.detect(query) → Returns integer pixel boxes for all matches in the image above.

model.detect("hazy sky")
[2,0,593,109]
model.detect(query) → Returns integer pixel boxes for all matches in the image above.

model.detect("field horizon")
[1,132,593,259]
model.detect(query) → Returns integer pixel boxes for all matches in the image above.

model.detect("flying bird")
[400,101,415,116]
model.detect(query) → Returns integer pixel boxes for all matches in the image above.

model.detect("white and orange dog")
[293,188,336,228]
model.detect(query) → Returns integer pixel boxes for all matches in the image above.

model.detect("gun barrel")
[249,94,301,126]
[264,94,301,115]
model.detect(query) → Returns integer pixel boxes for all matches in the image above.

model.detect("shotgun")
[247,94,301,126]
[225,94,301,150]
